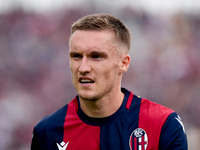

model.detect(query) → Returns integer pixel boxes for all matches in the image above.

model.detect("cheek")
[101,64,119,80]
[70,63,78,82]
[70,61,78,73]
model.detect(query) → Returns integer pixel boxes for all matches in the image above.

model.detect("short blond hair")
[70,13,131,51]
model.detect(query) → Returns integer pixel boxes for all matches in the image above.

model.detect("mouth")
[79,78,95,84]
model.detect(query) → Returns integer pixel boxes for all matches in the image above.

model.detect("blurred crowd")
[0,7,199,149]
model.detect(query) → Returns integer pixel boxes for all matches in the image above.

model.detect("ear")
[119,54,130,74]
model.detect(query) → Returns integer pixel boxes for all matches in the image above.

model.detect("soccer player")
[31,13,188,150]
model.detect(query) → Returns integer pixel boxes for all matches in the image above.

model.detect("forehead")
[70,30,115,40]
[69,30,117,51]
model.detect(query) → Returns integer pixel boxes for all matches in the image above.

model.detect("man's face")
[69,30,125,101]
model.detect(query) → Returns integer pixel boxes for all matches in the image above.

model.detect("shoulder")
[34,97,78,132]
[159,112,188,149]
[140,98,174,120]
[31,104,69,149]
[136,97,187,149]
[34,104,68,133]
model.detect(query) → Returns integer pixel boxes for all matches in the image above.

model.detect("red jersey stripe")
[126,92,134,110]
[63,98,100,150]
[138,98,174,150]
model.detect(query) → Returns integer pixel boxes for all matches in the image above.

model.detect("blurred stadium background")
[0,0,200,149]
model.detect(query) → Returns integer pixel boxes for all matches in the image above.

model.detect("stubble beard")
[78,91,102,102]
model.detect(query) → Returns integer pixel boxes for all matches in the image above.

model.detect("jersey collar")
[76,88,132,126]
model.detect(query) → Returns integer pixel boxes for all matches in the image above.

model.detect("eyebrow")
[69,51,80,57]
[69,51,108,57]
[89,51,108,57]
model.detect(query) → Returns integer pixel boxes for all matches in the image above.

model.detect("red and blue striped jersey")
[31,88,187,150]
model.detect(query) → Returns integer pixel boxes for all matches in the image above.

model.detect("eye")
[73,54,82,58]
[70,52,82,60]
[91,54,101,59]
[90,52,107,60]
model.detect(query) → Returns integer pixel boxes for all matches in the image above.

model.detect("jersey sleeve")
[159,112,188,150]
[31,128,42,150]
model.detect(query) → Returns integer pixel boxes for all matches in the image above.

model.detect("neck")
[79,89,124,118]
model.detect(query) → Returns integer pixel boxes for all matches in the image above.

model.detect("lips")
[79,77,94,83]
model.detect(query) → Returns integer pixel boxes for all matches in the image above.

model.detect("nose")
[78,57,91,74]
